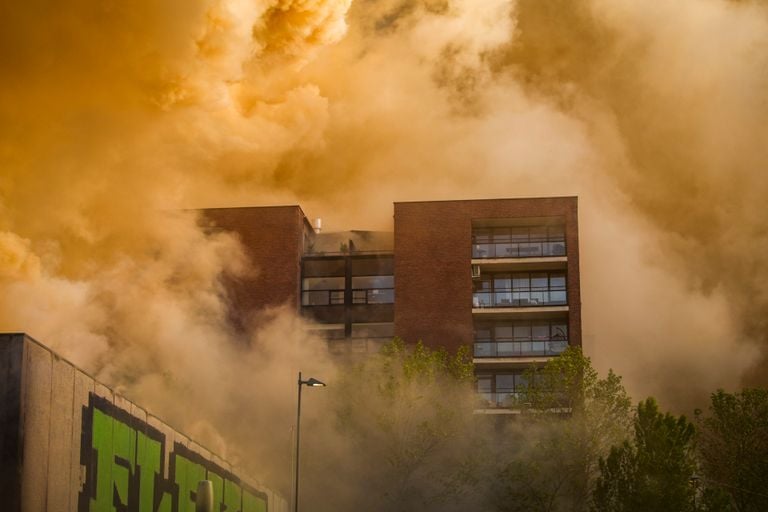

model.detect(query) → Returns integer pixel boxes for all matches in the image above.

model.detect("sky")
[1,0,768,466]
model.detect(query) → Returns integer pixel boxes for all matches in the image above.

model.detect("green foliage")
[331,337,478,512]
[493,347,632,512]
[593,398,696,512]
[696,388,768,512]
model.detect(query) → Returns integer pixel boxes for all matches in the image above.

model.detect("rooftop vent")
[314,217,322,234]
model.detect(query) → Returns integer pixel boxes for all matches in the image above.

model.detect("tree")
[593,398,697,512]
[318,337,480,512]
[696,388,768,512]
[492,347,632,512]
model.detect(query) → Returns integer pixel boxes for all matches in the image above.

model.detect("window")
[473,319,568,357]
[301,277,345,306]
[476,370,537,407]
[307,324,346,340]
[351,275,394,304]
[472,225,567,258]
[351,322,394,339]
[473,272,567,307]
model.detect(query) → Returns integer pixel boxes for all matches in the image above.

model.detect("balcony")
[476,391,525,409]
[472,241,566,259]
[302,289,345,306]
[351,287,394,305]
[474,339,567,358]
[472,225,566,261]
[472,290,567,308]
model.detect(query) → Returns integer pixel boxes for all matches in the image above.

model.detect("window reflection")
[473,272,567,308]
[472,225,566,259]
[473,320,568,357]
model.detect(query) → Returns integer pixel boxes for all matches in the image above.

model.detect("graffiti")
[78,394,268,512]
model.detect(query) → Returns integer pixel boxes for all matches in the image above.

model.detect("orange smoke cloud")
[0,0,766,466]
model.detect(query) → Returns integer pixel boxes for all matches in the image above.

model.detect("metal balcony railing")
[476,391,525,408]
[472,290,567,308]
[351,288,394,305]
[302,288,395,306]
[472,241,566,259]
[474,340,567,358]
[301,289,345,306]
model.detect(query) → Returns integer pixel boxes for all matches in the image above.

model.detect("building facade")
[202,197,581,409]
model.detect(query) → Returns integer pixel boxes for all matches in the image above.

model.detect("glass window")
[307,324,345,339]
[495,325,514,341]
[514,373,529,391]
[496,374,516,392]
[351,275,394,289]
[474,277,492,291]
[530,273,548,290]
[492,228,512,243]
[513,324,531,341]
[474,325,492,341]
[473,229,492,244]
[303,258,345,277]
[512,273,530,290]
[303,289,345,306]
[551,323,568,340]
[302,277,345,306]
[510,227,529,243]
[302,277,344,290]
[351,322,394,339]
[493,274,511,290]
[476,375,492,394]
[529,226,547,242]
[550,273,566,290]
[368,288,394,303]
[548,225,565,241]
[352,290,367,304]
[351,256,393,276]
[532,322,550,340]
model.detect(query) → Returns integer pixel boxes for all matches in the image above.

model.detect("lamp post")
[294,372,326,512]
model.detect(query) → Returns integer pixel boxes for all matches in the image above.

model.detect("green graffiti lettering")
[174,455,206,512]
[224,478,242,512]
[90,409,114,512]
[207,472,224,512]
[80,395,270,512]
[136,431,162,512]
[112,419,136,507]
[242,490,267,512]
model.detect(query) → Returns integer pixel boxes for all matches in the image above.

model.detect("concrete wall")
[393,197,581,353]
[0,333,288,512]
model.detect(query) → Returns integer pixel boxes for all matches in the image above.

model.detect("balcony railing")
[477,391,525,408]
[474,340,567,358]
[351,288,394,305]
[473,241,566,259]
[301,289,345,306]
[472,290,567,308]
[302,288,394,306]
[327,337,391,355]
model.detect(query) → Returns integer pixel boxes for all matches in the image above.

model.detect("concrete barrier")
[0,333,288,512]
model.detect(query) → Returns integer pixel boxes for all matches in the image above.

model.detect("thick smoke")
[1,0,767,497]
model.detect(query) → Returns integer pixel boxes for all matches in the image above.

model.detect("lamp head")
[305,377,326,387]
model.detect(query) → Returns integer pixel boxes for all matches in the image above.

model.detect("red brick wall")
[202,206,309,328]
[394,197,581,354]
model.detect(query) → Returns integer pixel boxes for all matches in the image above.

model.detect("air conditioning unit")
[471,265,481,279]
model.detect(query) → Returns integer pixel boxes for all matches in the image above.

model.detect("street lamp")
[294,371,326,512]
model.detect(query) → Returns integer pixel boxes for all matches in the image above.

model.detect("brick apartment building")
[203,197,581,409]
